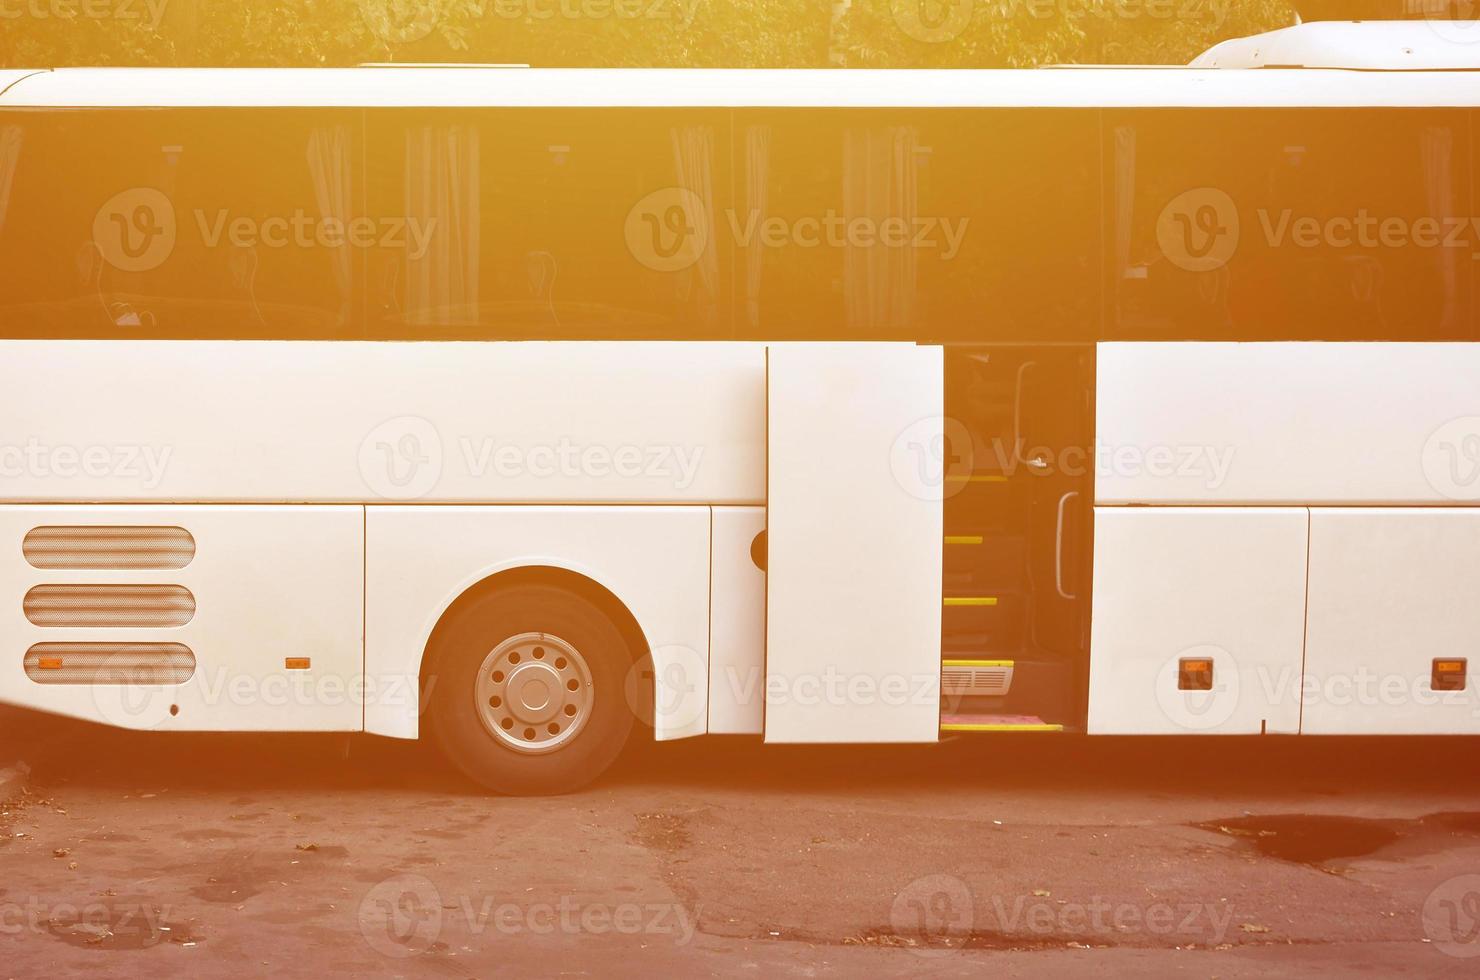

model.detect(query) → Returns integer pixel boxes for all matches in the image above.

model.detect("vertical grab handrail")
[1055,490,1081,601]
[1012,361,1038,465]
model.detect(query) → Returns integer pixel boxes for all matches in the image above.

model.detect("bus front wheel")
[427,583,635,795]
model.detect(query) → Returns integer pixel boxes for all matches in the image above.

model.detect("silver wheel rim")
[475,632,593,755]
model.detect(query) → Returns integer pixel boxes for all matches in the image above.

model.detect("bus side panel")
[1087,507,1307,736]
[0,505,363,732]
[0,340,766,506]
[364,505,711,742]
[1305,508,1480,735]
[1096,342,1480,506]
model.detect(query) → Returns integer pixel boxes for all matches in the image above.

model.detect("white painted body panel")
[1087,507,1307,736]
[1304,509,1480,735]
[708,506,766,735]
[0,505,363,731]
[0,341,765,505]
[364,505,710,741]
[764,344,942,744]
[1097,343,1480,506]
[8,66,1480,109]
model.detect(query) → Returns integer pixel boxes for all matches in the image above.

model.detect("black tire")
[426,583,636,796]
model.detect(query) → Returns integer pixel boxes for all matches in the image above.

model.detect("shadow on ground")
[5,706,1479,802]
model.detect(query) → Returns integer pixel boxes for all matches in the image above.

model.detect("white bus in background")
[1,21,1479,795]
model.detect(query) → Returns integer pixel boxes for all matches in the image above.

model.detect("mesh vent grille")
[941,665,1013,697]
[24,585,196,628]
[24,642,196,685]
[23,526,195,570]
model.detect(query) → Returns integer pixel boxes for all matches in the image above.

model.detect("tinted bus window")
[364,108,732,340]
[1107,108,1474,341]
[0,109,362,339]
[730,108,1102,342]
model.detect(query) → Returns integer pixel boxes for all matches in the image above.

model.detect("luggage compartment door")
[1087,507,1308,736]
[1305,509,1480,735]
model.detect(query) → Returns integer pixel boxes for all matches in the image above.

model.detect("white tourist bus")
[2,22,1480,794]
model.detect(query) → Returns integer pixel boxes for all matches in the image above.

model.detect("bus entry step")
[940,713,1064,733]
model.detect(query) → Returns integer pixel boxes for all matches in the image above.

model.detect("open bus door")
[763,343,944,743]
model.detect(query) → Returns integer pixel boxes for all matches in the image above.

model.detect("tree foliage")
[0,0,1304,69]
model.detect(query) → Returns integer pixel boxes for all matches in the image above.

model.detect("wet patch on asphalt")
[841,925,1065,952]
[769,923,1285,953]
[79,832,143,844]
[189,843,348,903]
[47,901,202,950]
[189,874,266,904]
[1423,811,1480,836]
[1196,811,1480,867]
[176,828,255,842]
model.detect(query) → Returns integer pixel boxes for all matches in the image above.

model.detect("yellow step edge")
[944,535,984,546]
[941,722,1065,733]
[942,659,1014,669]
[943,597,998,607]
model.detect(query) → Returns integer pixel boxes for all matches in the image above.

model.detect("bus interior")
[941,345,1094,733]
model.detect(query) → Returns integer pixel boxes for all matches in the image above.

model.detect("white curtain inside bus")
[404,125,481,327]
[1112,125,1136,332]
[670,125,719,329]
[742,125,771,332]
[843,126,919,332]
[307,124,354,326]
[1422,125,1461,335]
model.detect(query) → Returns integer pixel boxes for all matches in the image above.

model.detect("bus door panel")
[1087,507,1307,736]
[1305,509,1480,735]
[1011,347,1095,657]
[764,343,944,743]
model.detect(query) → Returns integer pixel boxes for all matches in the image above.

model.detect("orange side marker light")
[1433,658,1468,692]
[1178,658,1214,692]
